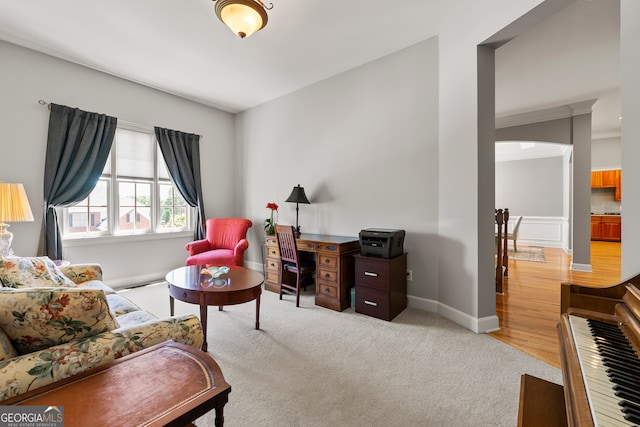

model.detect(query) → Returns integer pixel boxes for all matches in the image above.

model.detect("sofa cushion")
[0,256,76,288]
[113,310,157,329]
[0,287,119,354]
[106,294,142,316]
[0,328,18,361]
[59,264,103,285]
[78,280,116,295]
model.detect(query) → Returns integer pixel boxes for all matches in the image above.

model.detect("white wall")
[592,137,622,170]
[237,38,441,301]
[6,0,626,333]
[496,155,568,249]
[438,0,546,331]
[236,0,550,333]
[621,0,640,277]
[496,156,564,216]
[0,40,236,287]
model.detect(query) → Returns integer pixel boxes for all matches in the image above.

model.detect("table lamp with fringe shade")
[0,182,34,257]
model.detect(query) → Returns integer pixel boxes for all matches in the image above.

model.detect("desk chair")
[275,224,316,307]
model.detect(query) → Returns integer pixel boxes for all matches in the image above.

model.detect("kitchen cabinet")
[601,170,618,187]
[590,217,602,240]
[591,169,622,201]
[591,215,621,242]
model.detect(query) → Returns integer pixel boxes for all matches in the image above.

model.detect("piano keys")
[519,280,640,427]
[568,315,640,426]
[557,282,640,427]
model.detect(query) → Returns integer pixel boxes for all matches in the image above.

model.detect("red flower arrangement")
[264,202,278,235]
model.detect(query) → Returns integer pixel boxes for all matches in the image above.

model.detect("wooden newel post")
[503,208,509,278]
[495,209,504,294]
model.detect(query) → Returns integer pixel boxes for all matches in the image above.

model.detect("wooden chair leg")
[295,273,301,307]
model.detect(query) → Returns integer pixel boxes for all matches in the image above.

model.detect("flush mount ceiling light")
[213,0,273,39]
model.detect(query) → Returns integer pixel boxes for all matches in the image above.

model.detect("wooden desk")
[4,341,231,427]
[265,233,360,311]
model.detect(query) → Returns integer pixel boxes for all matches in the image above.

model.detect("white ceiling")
[495,0,620,137]
[495,0,619,161]
[0,0,620,137]
[0,0,477,113]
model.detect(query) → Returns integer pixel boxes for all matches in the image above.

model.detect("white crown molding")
[568,99,598,115]
[592,127,621,140]
[496,105,571,128]
[496,99,598,129]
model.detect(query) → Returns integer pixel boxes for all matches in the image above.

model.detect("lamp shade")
[0,182,34,223]
[215,0,268,39]
[285,185,310,205]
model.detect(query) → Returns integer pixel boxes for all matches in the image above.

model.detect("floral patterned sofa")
[0,256,204,400]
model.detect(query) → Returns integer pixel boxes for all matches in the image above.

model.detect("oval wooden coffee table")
[166,265,264,352]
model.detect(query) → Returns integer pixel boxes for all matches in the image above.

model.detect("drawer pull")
[325,273,330,279]
[325,287,331,294]
[270,263,275,268]
[183,292,187,298]
[364,272,378,277]
[325,259,331,264]
[364,300,378,307]
[271,250,276,255]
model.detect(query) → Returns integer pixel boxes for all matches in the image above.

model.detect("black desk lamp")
[285,184,310,237]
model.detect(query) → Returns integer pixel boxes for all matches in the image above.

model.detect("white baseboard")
[110,262,266,290]
[570,262,593,272]
[407,295,500,333]
[232,263,502,334]
[107,273,167,289]
[245,260,265,272]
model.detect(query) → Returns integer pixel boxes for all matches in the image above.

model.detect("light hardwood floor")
[489,241,622,368]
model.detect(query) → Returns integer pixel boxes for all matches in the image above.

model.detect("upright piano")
[520,277,640,427]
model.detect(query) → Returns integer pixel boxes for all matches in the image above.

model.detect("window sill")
[63,231,193,247]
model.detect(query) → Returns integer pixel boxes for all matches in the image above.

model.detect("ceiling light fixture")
[213,0,273,39]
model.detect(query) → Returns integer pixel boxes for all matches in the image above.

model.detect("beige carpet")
[120,283,561,427]
[507,246,546,262]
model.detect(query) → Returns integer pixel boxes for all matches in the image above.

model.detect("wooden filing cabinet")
[354,253,407,321]
[264,234,360,311]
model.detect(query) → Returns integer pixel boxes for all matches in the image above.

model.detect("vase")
[265,223,275,235]
[264,210,277,235]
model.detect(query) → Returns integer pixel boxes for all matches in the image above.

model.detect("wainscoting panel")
[516,216,568,249]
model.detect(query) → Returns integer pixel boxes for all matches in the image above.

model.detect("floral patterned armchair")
[0,257,204,400]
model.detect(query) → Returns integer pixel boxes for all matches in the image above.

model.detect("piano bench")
[517,374,567,427]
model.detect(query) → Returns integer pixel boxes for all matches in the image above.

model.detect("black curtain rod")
[37,100,203,139]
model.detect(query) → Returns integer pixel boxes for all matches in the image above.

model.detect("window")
[62,125,192,238]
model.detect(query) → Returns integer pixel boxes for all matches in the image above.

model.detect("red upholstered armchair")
[185,218,253,267]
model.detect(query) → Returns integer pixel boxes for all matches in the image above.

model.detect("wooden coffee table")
[4,341,231,426]
[166,265,264,352]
